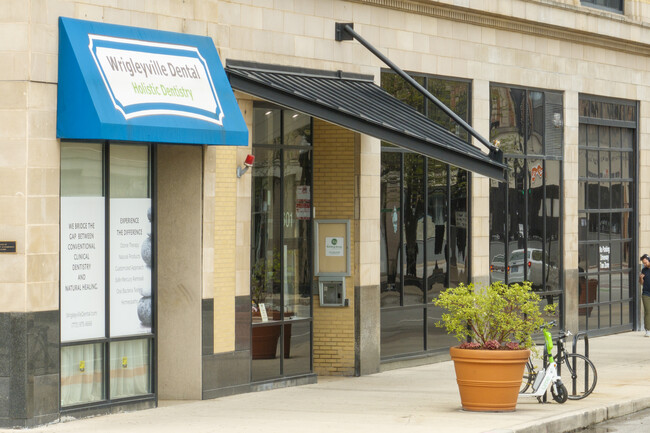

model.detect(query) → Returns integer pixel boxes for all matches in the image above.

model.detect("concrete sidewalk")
[8,331,650,433]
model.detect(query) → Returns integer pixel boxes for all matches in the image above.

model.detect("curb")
[501,397,650,433]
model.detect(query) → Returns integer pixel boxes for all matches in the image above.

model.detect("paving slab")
[4,331,650,433]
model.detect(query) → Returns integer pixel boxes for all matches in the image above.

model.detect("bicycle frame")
[519,323,566,401]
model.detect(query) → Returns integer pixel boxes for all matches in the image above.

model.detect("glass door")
[251,104,313,382]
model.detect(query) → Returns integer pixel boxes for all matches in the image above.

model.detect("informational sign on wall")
[315,220,350,277]
[110,198,152,337]
[60,197,105,342]
[325,237,344,257]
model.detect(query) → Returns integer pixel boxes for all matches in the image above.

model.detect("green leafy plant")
[434,281,555,350]
[251,251,281,307]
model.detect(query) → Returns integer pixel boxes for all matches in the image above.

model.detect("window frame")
[379,71,472,359]
[250,102,314,381]
[59,140,156,411]
[580,0,624,14]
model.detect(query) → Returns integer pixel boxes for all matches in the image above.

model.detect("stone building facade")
[1,0,650,427]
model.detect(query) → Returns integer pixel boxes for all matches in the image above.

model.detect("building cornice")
[348,0,650,56]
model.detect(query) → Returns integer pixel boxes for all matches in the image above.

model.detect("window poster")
[599,245,610,270]
[60,197,106,342]
[110,198,152,336]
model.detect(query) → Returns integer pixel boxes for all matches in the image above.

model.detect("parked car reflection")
[490,248,558,291]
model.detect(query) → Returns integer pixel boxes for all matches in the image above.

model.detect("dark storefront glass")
[381,152,403,308]
[403,154,425,305]
[251,148,282,320]
[382,73,425,114]
[251,105,313,381]
[490,87,525,155]
[427,160,448,301]
[427,78,470,141]
[449,168,468,287]
[283,149,312,320]
[380,307,425,358]
[380,71,470,359]
[578,96,636,334]
[545,160,561,291]
[489,85,563,322]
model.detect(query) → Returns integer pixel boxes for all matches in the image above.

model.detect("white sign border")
[88,34,225,125]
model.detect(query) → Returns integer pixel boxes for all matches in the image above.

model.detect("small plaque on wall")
[0,241,16,253]
[314,220,350,277]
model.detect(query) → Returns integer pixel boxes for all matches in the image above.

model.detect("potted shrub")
[434,280,555,412]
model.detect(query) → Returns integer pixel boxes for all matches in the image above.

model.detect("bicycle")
[519,321,568,403]
[520,321,598,400]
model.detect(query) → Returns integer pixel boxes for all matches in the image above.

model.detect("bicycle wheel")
[558,353,597,400]
[520,359,536,393]
[551,381,568,403]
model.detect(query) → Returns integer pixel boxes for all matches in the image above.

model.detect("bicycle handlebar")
[540,320,556,330]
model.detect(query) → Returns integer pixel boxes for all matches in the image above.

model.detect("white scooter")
[519,321,568,403]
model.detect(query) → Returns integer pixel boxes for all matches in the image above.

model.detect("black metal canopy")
[225,60,506,181]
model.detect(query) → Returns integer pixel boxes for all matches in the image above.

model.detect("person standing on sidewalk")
[639,254,650,337]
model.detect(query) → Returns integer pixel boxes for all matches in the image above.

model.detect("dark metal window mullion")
[505,158,510,285]
[446,165,451,289]
[399,153,405,306]
[279,113,285,375]
[150,143,158,401]
[308,116,314,372]
[423,157,428,351]
[634,101,640,330]
[104,141,111,402]
[523,92,529,283]
[542,158,547,291]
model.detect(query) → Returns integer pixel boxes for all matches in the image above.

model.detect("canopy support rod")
[335,22,502,163]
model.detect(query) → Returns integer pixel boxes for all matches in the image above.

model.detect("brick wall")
[313,119,356,375]
[212,145,237,353]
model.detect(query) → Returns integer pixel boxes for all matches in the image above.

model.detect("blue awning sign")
[57,17,248,146]
[89,34,225,125]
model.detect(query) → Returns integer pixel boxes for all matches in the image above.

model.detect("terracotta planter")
[251,323,292,360]
[578,278,598,316]
[449,347,530,412]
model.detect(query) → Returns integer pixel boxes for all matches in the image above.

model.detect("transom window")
[581,0,623,13]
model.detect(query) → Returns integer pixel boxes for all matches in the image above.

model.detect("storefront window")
[251,104,313,381]
[60,343,105,407]
[578,96,636,333]
[109,339,151,398]
[380,71,470,359]
[489,86,563,325]
[581,0,623,13]
[60,141,154,408]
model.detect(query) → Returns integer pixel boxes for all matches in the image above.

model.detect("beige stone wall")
[157,145,203,400]
[1,0,59,312]
[4,0,650,343]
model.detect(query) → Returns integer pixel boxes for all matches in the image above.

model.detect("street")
[582,408,650,432]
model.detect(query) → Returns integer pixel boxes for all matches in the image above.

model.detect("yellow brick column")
[208,96,253,354]
[313,119,356,376]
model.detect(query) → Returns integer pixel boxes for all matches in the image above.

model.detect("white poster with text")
[60,197,105,342]
[110,198,152,337]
